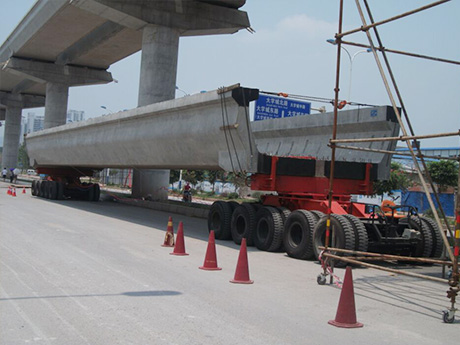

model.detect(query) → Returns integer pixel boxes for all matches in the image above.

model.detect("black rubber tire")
[56,182,65,200]
[42,181,50,199]
[86,185,95,201]
[277,207,291,224]
[48,181,58,200]
[312,214,355,268]
[419,216,443,258]
[231,203,257,245]
[37,181,44,197]
[310,210,325,222]
[254,206,284,252]
[31,180,37,196]
[402,217,433,258]
[343,214,369,252]
[227,201,240,211]
[33,180,40,196]
[92,184,100,202]
[208,201,233,240]
[283,210,317,260]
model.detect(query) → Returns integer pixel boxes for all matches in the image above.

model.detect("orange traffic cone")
[7,187,11,195]
[22,187,26,194]
[230,238,253,284]
[161,216,175,247]
[328,266,363,328]
[12,188,17,197]
[170,221,189,256]
[199,230,222,270]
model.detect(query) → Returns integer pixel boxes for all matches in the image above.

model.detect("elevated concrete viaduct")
[0,0,250,200]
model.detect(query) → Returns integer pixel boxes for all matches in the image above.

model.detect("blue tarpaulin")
[401,191,455,216]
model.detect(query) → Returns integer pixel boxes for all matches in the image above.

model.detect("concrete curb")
[115,198,210,219]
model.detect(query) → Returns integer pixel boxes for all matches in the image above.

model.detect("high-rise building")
[67,109,85,123]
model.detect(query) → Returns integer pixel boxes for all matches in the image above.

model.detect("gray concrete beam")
[55,21,125,65]
[0,0,68,62]
[0,91,45,109]
[3,57,113,86]
[72,0,249,35]
[1,107,22,170]
[25,86,259,172]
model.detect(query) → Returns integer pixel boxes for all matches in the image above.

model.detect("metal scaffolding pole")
[353,0,454,263]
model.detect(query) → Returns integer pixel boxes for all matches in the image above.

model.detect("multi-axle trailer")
[25,85,439,265]
[207,153,443,266]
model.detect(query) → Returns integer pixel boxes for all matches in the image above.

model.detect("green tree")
[170,170,180,185]
[182,170,205,186]
[206,170,219,192]
[373,162,412,195]
[17,143,30,170]
[427,160,459,192]
[229,172,249,194]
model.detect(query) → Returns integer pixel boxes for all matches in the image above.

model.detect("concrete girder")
[55,21,125,65]
[0,0,68,63]
[197,0,246,9]
[0,91,45,109]
[25,86,259,172]
[71,0,250,35]
[25,86,399,180]
[11,79,38,94]
[3,57,113,86]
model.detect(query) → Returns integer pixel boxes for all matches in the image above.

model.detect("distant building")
[67,109,85,123]
[22,110,85,137]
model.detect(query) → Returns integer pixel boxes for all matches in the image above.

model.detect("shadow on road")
[0,290,182,302]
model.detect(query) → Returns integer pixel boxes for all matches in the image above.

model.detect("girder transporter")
[24,85,441,261]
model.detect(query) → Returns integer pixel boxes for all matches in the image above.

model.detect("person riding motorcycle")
[183,182,192,202]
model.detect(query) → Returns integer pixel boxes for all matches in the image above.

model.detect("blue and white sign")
[254,94,311,121]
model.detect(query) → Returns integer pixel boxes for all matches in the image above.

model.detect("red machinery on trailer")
[208,154,442,266]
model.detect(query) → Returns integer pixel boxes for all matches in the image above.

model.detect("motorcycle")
[182,190,192,202]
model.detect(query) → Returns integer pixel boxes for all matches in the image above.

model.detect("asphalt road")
[0,181,458,344]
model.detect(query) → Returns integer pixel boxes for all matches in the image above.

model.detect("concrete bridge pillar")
[44,82,69,129]
[132,25,180,200]
[1,106,23,170]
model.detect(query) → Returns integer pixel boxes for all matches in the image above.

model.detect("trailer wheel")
[42,181,50,199]
[312,214,355,268]
[419,216,443,258]
[310,210,325,222]
[231,203,257,245]
[31,180,37,196]
[37,181,43,197]
[283,210,316,260]
[254,206,284,252]
[56,182,65,200]
[33,180,40,196]
[403,217,433,258]
[343,214,369,252]
[277,207,291,224]
[228,201,240,211]
[49,181,58,200]
[92,184,100,202]
[208,201,233,240]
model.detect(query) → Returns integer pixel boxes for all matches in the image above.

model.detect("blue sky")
[1,0,459,147]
